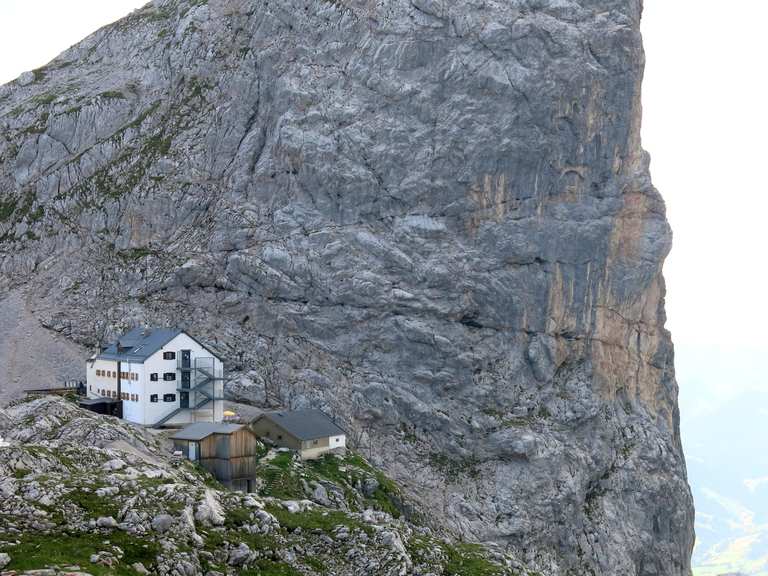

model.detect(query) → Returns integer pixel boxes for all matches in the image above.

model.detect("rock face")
[0,1,694,574]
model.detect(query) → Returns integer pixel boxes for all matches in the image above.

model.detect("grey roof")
[258,409,346,441]
[170,423,245,441]
[97,327,183,363]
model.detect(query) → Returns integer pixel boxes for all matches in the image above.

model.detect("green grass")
[67,488,121,520]
[302,556,327,573]
[304,453,404,517]
[224,506,252,529]
[0,198,16,221]
[255,452,305,500]
[100,90,126,100]
[266,504,367,534]
[269,451,295,469]
[443,543,505,576]
[1,532,160,575]
[30,92,56,106]
[117,246,157,260]
[12,468,30,479]
[408,537,508,576]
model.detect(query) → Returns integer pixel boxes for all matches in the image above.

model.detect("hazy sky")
[0,1,147,83]
[641,1,768,422]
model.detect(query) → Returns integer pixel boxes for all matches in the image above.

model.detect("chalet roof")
[170,423,245,441]
[258,409,346,441]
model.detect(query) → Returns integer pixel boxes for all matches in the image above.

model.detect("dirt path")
[0,291,86,407]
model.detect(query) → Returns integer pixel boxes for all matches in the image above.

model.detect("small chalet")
[84,327,224,428]
[251,409,346,460]
[171,423,259,492]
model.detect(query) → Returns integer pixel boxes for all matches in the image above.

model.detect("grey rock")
[96,516,118,529]
[227,543,251,567]
[0,1,694,574]
[131,562,150,575]
[311,482,331,506]
[152,513,175,533]
[362,477,380,498]
[0,553,10,569]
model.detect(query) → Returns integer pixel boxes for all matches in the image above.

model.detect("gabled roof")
[170,423,245,441]
[96,327,189,363]
[257,409,346,441]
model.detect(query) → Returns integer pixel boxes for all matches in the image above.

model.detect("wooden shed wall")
[197,429,259,482]
[198,429,258,459]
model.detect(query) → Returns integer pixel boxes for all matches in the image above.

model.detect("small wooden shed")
[171,423,258,492]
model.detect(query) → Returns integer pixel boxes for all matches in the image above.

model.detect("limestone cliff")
[0,1,694,574]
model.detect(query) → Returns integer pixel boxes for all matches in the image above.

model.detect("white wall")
[86,332,224,427]
[86,358,145,423]
[329,434,346,449]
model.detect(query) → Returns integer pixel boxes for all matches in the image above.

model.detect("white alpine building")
[86,327,224,427]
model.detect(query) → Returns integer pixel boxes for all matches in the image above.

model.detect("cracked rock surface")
[0,1,694,574]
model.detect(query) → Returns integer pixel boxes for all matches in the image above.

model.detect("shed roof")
[170,423,245,441]
[258,409,346,441]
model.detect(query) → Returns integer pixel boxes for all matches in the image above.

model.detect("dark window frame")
[150,373,158,382]
[150,394,158,403]
[163,351,176,360]
[163,393,176,403]
[163,372,176,382]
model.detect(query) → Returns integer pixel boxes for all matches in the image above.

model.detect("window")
[163,351,176,360]
[163,394,176,403]
[150,373,158,382]
[335,438,340,443]
[312,440,319,446]
[96,369,101,377]
[163,373,176,382]
[106,371,111,378]
[150,394,158,403]
[131,373,138,381]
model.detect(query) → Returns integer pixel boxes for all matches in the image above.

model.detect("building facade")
[251,409,346,460]
[86,328,224,427]
[171,423,258,492]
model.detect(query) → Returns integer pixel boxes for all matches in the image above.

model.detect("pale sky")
[0,1,148,83]
[641,1,768,422]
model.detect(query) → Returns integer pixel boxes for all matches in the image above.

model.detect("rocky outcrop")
[0,1,694,574]
[0,396,521,575]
